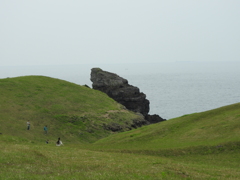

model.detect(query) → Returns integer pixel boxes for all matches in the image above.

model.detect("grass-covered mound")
[93,103,240,153]
[0,76,142,143]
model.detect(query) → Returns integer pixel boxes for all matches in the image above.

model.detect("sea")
[1,61,239,120]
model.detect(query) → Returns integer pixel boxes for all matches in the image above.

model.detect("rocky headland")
[90,68,166,126]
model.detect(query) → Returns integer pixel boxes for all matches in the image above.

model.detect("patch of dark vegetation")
[102,117,149,132]
[54,114,88,125]
[131,119,149,128]
[87,128,95,133]
[103,123,123,132]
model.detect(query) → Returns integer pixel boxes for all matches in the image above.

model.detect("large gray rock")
[91,68,149,116]
[91,68,166,124]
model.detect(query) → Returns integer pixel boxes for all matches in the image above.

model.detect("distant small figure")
[44,125,48,134]
[56,137,63,146]
[46,140,49,144]
[27,121,30,130]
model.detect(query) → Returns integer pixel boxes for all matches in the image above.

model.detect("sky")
[1,0,240,66]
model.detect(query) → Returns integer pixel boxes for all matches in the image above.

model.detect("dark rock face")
[91,68,166,125]
[145,114,166,124]
[91,68,149,116]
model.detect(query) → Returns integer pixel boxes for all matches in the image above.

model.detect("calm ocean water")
[1,62,239,119]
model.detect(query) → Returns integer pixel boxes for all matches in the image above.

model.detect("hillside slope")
[0,76,143,143]
[94,103,240,150]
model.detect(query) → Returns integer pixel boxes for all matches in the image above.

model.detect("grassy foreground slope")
[0,76,141,143]
[1,102,240,179]
[93,103,240,152]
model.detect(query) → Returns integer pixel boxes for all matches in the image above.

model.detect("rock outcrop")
[91,68,166,125]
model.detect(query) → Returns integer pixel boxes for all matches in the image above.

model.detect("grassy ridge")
[0,76,141,143]
[93,103,240,150]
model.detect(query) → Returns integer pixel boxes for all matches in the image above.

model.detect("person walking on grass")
[27,121,30,130]
[56,137,63,146]
[44,125,48,134]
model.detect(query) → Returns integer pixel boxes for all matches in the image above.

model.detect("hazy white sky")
[1,0,240,66]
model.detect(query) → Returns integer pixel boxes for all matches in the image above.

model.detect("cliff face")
[91,68,149,117]
[91,68,166,124]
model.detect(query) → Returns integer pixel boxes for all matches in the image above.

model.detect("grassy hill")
[0,75,142,143]
[93,103,240,152]
[1,75,240,179]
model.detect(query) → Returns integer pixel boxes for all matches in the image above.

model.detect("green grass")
[1,76,240,179]
[0,76,142,143]
[93,103,240,150]
[1,139,240,179]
